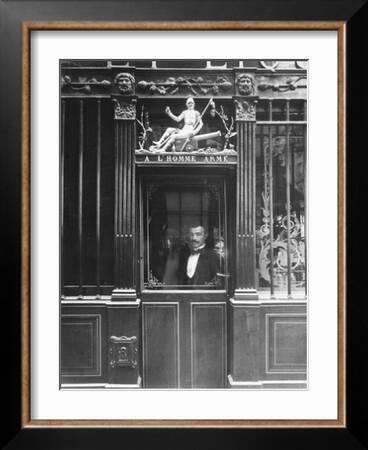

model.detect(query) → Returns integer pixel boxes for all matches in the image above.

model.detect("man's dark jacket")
[179,247,220,286]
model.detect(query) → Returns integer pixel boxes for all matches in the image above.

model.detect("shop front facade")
[60,59,307,389]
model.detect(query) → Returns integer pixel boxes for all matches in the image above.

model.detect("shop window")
[142,177,227,290]
[271,100,287,121]
[289,100,306,121]
[256,113,306,298]
[62,99,115,297]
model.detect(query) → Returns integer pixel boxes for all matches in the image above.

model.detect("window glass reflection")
[143,179,226,289]
[256,125,306,297]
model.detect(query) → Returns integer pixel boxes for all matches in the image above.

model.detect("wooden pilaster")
[112,96,137,300]
[234,97,258,299]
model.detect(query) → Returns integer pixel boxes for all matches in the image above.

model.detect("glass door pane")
[142,177,226,290]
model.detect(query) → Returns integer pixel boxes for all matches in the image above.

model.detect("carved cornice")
[60,63,307,99]
[61,75,111,94]
[136,75,232,96]
[235,99,257,122]
[112,97,137,120]
[257,75,307,93]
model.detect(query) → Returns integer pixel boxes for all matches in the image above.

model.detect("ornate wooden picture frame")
[1,0,367,448]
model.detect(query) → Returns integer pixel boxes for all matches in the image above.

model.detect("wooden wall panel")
[230,305,260,381]
[142,303,179,388]
[107,305,140,385]
[265,313,307,374]
[229,301,307,387]
[191,303,226,388]
[61,314,101,378]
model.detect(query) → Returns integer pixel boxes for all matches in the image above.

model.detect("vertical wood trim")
[78,100,84,297]
[145,187,150,285]
[238,123,242,285]
[223,178,227,282]
[118,122,127,287]
[60,100,65,296]
[114,121,120,286]
[120,123,126,287]
[126,123,132,287]
[113,118,136,293]
[122,123,127,237]
[236,122,240,282]
[235,119,256,292]
[247,123,251,235]
[130,123,136,286]
[252,122,257,286]
[96,100,101,295]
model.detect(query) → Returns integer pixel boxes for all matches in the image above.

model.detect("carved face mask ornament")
[237,74,254,96]
[115,72,135,94]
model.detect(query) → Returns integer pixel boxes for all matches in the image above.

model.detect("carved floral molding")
[137,75,232,96]
[235,100,256,121]
[113,98,136,120]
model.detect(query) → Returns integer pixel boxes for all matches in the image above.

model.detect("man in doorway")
[180,225,220,287]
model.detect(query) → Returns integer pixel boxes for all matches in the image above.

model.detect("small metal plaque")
[108,335,138,369]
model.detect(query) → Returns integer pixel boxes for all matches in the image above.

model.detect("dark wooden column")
[108,91,141,386]
[112,96,137,300]
[228,91,261,386]
[234,97,258,300]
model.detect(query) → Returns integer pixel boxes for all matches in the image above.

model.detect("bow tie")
[190,249,202,255]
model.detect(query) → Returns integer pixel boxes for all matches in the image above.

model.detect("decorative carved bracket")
[112,98,137,120]
[108,335,138,369]
[235,99,257,122]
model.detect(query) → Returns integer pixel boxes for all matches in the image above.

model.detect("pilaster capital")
[234,97,258,122]
[112,96,137,120]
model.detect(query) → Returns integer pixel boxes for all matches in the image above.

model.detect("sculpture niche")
[144,97,236,154]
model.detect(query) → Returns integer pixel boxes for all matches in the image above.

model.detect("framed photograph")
[1,1,367,448]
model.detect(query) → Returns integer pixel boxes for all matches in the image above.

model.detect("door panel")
[142,295,227,388]
[191,302,227,388]
[140,173,231,388]
[142,303,180,388]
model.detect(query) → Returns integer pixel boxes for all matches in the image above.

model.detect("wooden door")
[139,173,231,388]
[142,292,227,388]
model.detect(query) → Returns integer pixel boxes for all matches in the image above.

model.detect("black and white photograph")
[60,58,307,390]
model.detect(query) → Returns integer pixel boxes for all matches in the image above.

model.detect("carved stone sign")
[135,152,237,165]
